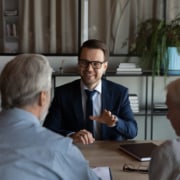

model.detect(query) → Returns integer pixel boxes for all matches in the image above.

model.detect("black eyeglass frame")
[78,59,107,69]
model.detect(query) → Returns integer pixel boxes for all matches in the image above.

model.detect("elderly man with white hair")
[149,78,180,180]
[0,54,99,180]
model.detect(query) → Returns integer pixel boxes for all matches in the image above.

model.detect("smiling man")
[43,39,138,144]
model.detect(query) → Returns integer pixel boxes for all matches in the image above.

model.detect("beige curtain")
[17,0,180,54]
[19,0,78,54]
[166,0,180,22]
[88,0,165,54]
[0,2,3,52]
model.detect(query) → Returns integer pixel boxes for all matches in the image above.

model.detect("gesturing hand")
[70,129,95,144]
[89,109,117,127]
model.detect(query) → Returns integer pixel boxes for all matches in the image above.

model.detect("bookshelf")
[1,0,19,53]
[51,71,178,140]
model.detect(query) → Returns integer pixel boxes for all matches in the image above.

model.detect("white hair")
[166,78,180,105]
[0,54,53,109]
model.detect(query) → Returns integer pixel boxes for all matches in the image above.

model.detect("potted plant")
[129,14,180,76]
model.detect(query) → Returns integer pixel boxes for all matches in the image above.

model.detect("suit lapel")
[101,80,111,111]
[72,81,85,128]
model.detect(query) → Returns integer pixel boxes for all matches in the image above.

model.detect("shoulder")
[156,139,180,153]
[102,78,128,92]
[57,79,80,89]
[151,139,180,165]
[55,79,80,93]
[30,127,88,174]
[149,139,180,180]
[39,127,80,154]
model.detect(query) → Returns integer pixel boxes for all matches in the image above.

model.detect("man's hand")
[70,129,95,144]
[90,109,117,127]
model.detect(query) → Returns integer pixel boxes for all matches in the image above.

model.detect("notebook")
[119,142,158,161]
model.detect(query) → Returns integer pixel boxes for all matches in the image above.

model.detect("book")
[130,100,139,104]
[12,24,17,37]
[129,94,138,99]
[132,109,140,113]
[116,67,142,71]
[131,107,139,111]
[118,63,137,68]
[130,106,139,110]
[4,10,18,16]
[153,103,167,109]
[92,166,112,180]
[129,94,138,96]
[153,103,168,112]
[130,103,139,107]
[119,142,158,161]
[116,62,142,75]
[129,94,139,112]
[116,71,142,75]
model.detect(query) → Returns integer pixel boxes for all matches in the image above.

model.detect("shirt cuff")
[67,132,75,137]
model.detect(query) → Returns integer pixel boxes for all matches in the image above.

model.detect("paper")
[92,166,112,180]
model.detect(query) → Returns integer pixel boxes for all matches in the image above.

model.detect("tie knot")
[85,89,96,99]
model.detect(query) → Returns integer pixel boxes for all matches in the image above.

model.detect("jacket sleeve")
[113,90,138,140]
[43,88,72,136]
[101,81,138,141]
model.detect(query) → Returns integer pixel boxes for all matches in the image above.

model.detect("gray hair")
[166,78,180,105]
[0,54,53,109]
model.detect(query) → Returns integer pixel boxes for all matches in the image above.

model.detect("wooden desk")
[77,141,156,180]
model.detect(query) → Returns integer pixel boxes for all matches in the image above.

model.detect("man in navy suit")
[43,39,138,144]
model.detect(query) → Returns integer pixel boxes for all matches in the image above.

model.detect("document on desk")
[92,166,112,180]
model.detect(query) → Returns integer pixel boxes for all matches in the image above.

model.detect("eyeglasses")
[78,59,106,69]
[122,164,148,174]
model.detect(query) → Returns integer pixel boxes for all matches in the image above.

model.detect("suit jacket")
[44,78,138,141]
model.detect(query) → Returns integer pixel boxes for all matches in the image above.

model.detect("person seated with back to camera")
[43,39,138,144]
[149,78,180,180]
[0,54,99,180]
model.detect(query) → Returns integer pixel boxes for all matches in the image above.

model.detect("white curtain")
[19,0,78,54]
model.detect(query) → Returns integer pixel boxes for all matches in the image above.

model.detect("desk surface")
[77,141,160,180]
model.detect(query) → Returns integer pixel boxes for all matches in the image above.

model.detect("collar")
[0,107,40,125]
[80,80,102,94]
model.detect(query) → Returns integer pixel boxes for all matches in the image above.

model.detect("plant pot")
[163,47,180,75]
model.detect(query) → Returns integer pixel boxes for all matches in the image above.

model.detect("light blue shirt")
[0,108,99,180]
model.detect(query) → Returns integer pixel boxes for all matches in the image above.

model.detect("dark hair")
[78,39,109,61]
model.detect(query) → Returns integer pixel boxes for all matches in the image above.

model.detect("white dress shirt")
[81,80,102,139]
